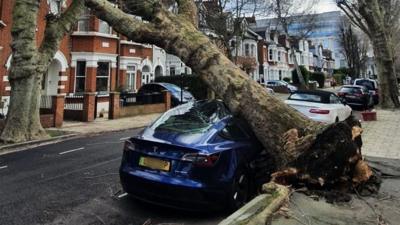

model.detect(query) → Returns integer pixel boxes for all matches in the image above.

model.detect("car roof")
[289,90,336,104]
[341,85,365,89]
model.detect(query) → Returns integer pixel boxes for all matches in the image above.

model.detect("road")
[0,129,226,225]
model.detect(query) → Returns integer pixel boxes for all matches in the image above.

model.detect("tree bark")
[85,0,370,188]
[338,0,400,108]
[1,0,85,143]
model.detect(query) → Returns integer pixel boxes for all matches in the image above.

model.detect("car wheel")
[228,169,250,211]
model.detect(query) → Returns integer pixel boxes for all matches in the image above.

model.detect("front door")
[45,60,61,95]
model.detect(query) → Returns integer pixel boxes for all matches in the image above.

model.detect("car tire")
[227,168,250,212]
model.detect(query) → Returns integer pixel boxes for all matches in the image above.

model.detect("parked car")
[266,80,298,93]
[119,100,266,211]
[284,90,352,124]
[337,85,374,110]
[353,78,379,104]
[137,82,195,107]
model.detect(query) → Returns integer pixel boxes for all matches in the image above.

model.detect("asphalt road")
[0,129,226,225]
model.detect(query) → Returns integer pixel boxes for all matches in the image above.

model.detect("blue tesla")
[119,100,266,211]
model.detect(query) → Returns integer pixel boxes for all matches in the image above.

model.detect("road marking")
[119,137,130,141]
[117,192,128,198]
[0,165,8,170]
[59,147,85,155]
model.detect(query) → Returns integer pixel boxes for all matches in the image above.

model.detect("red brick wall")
[72,36,118,54]
[120,44,152,59]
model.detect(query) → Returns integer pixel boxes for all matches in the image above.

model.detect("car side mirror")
[341,98,347,105]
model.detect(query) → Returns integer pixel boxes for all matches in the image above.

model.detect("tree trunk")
[291,46,308,89]
[371,32,400,108]
[85,0,371,188]
[1,0,84,143]
[0,0,48,143]
[1,71,47,143]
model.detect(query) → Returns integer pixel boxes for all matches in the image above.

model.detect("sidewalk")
[361,109,400,159]
[52,113,161,135]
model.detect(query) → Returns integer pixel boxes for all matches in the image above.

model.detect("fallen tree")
[84,0,373,190]
[4,0,373,193]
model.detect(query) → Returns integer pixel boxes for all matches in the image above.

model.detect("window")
[99,19,112,34]
[250,44,255,57]
[230,40,236,48]
[219,123,248,141]
[77,9,90,32]
[330,94,341,104]
[170,66,176,76]
[269,49,273,61]
[75,61,86,93]
[126,65,136,92]
[245,44,250,56]
[96,62,109,93]
[278,51,281,62]
[49,0,62,14]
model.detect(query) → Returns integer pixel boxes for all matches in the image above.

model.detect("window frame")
[96,61,110,94]
[75,61,87,93]
[126,65,136,92]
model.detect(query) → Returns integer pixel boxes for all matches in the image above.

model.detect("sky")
[312,0,339,13]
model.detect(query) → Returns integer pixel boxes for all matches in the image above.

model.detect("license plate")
[139,156,170,171]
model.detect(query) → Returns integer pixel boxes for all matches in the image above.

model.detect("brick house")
[0,0,167,115]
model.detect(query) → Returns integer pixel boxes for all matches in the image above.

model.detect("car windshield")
[150,101,229,133]
[288,93,322,103]
[355,80,375,90]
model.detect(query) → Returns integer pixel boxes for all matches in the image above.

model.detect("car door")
[330,94,347,121]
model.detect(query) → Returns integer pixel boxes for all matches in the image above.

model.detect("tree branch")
[38,0,85,66]
[176,0,198,28]
[337,2,371,37]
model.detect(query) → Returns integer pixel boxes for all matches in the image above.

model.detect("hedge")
[310,72,326,88]
[283,77,291,83]
[155,75,208,100]
[292,66,310,84]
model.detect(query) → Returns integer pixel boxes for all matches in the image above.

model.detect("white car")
[284,90,352,124]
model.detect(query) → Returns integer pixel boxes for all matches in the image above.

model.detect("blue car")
[119,100,266,211]
[137,82,195,107]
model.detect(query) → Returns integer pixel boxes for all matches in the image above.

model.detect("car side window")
[330,94,341,104]
[219,123,249,141]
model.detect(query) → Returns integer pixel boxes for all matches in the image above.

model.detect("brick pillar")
[164,91,171,111]
[108,92,120,119]
[119,69,127,89]
[110,68,117,91]
[85,67,97,92]
[52,95,65,128]
[83,92,96,122]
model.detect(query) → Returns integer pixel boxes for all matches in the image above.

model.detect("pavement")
[54,113,161,134]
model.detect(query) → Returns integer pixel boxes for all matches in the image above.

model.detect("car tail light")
[123,140,135,152]
[354,93,363,97]
[182,153,220,167]
[309,109,330,114]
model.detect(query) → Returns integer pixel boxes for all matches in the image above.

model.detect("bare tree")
[337,0,400,108]
[339,18,368,79]
[260,0,319,89]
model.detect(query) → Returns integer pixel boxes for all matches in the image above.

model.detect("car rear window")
[288,93,322,103]
[355,80,375,90]
[340,87,362,94]
[151,101,229,133]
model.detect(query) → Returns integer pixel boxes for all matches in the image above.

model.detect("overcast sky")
[313,0,339,13]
